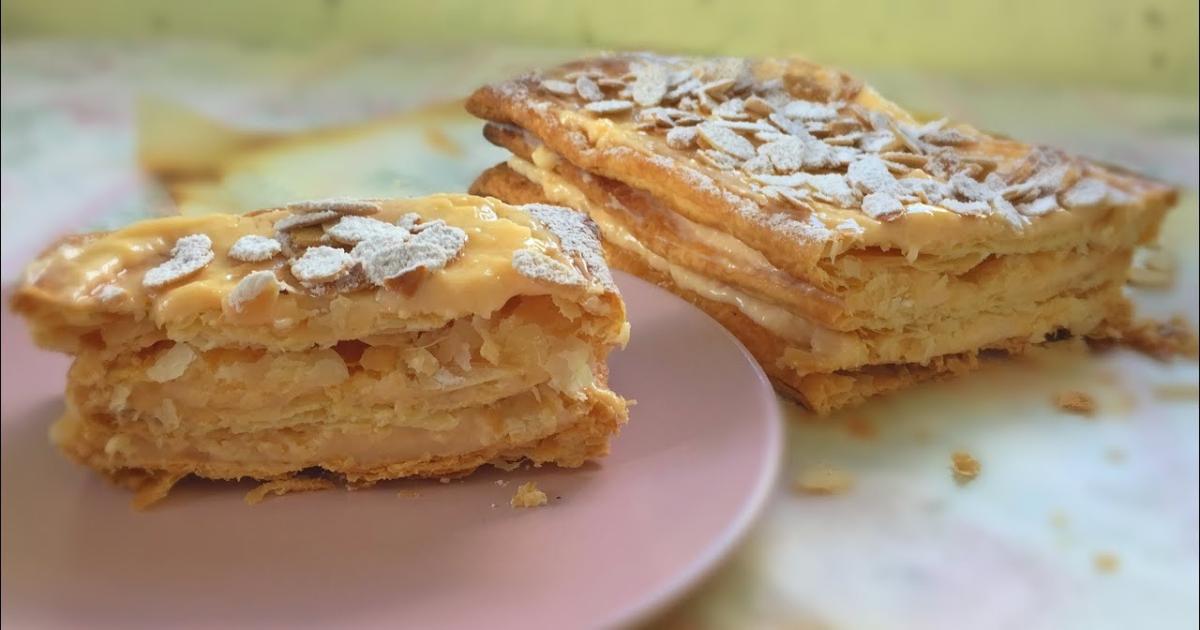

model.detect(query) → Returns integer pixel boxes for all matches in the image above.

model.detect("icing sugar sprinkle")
[228,234,282,262]
[289,245,356,285]
[325,215,408,245]
[352,222,468,287]
[275,210,339,232]
[512,248,586,287]
[143,234,214,289]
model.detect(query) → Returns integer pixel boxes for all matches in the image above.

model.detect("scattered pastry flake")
[227,270,281,312]
[494,479,509,487]
[130,473,186,510]
[782,99,839,120]
[228,234,282,262]
[512,248,586,287]
[584,99,634,115]
[1093,552,1120,574]
[285,197,380,216]
[274,210,340,232]
[630,62,669,107]
[143,234,214,289]
[1121,316,1199,359]
[147,342,197,383]
[847,155,898,194]
[396,489,422,498]
[862,192,904,220]
[792,464,855,496]
[1153,383,1199,401]
[1127,245,1175,288]
[325,215,407,245]
[1017,195,1060,217]
[510,481,548,508]
[92,283,127,304]
[697,122,755,160]
[842,416,877,440]
[353,221,468,291]
[244,477,336,505]
[290,245,356,286]
[1060,177,1109,208]
[950,451,981,485]
[1054,390,1096,416]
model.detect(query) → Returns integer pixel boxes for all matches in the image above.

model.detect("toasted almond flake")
[285,198,380,216]
[274,210,340,232]
[991,196,1028,229]
[1017,195,1060,217]
[712,97,747,119]
[941,199,991,216]
[897,178,950,204]
[665,126,699,149]
[922,128,974,146]
[143,234,214,289]
[325,215,407,245]
[758,136,805,172]
[395,212,422,231]
[630,62,669,107]
[697,78,735,97]
[847,155,898,194]
[697,149,739,170]
[227,234,282,262]
[859,130,898,152]
[596,77,627,90]
[512,248,586,287]
[824,132,863,146]
[523,203,614,289]
[574,76,604,101]
[227,270,280,312]
[881,152,928,168]
[783,100,839,120]
[741,154,773,174]
[540,79,577,96]
[744,95,774,116]
[584,99,634,115]
[1060,177,1109,208]
[767,112,813,138]
[710,120,775,132]
[861,192,904,219]
[775,187,812,210]
[696,122,755,160]
[289,246,355,286]
[664,77,702,102]
[950,172,993,201]
[353,222,468,289]
[905,203,940,215]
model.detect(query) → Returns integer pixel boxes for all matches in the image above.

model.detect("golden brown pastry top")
[14,194,623,352]
[467,53,1176,260]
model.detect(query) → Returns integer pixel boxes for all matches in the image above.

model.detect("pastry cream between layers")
[466,53,1176,412]
[13,194,630,506]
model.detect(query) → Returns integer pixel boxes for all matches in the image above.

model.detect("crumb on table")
[1055,390,1096,415]
[792,464,855,496]
[950,451,981,485]
[510,481,548,508]
[245,477,335,505]
[1093,552,1120,574]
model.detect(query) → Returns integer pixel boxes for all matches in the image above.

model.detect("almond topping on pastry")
[143,234,214,289]
[274,210,340,232]
[228,234,283,262]
[289,245,356,285]
[284,197,381,216]
[227,270,281,312]
[324,215,408,245]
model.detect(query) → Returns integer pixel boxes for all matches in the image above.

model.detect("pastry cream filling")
[510,157,852,355]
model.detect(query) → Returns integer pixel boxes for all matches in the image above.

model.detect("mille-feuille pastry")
[466,53,1177,413]
[13,195,629,506]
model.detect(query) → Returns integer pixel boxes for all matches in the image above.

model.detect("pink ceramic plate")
[1,272,782,629]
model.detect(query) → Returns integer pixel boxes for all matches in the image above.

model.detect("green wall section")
[3,0,1197,94]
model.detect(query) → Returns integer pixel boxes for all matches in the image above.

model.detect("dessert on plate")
[466,53,1177,413]
[13,195,629,506]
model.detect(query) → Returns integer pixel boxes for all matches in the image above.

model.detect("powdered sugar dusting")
[228,234,282,262]
[353,222,468,288]
[325,215,408,245]
[143,234,214,289]
[512,248,587,287]
[275,210,339,232]
[289,246,355,285]
[522,204,615,290]
[227,270,280,312]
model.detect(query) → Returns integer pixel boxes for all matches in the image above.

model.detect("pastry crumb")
[792,464,855,496]
[245,477,335,505]
[494,479,509,487]
[950,451,981,485]
[1093,552,1120,574]
[1055,390,1096,416]
[510,482,548,508]
[396,489,422,498]
[1153,383,1199,401]
[1121,316,1199,360]
[843,416,877,440]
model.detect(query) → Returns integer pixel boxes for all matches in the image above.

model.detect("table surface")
[2,41,1197,630]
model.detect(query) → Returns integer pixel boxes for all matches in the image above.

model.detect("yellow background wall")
[3,0,1197,94]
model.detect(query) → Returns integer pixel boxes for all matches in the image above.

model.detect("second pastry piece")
[466,53,1175,413]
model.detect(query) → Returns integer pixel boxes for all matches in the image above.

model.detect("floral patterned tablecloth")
[2,41,1197,630]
